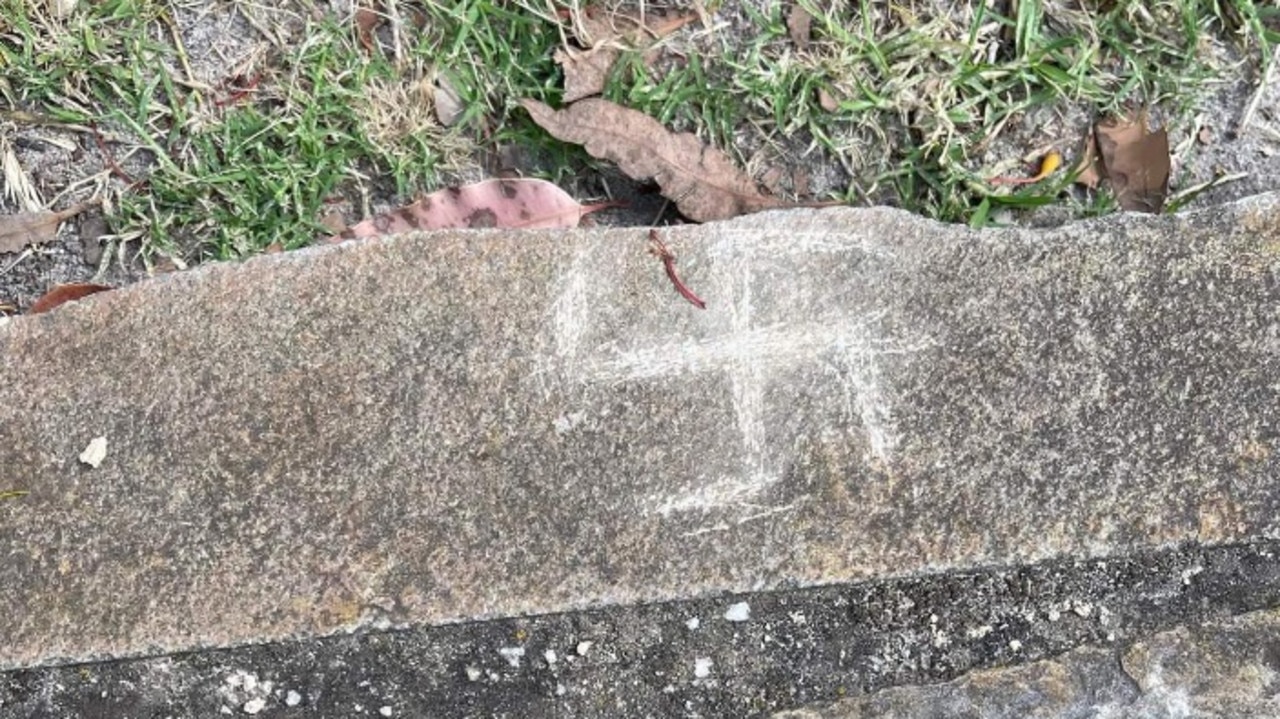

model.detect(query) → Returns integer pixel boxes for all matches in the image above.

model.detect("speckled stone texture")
[776,606,1280,718]
[2,195,1279,669]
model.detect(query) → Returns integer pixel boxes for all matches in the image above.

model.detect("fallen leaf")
[79,436,108,468]
[555,5,698,102]
[0,200,100,255]
[568,4,697,49]
[354,3,383,53]
[1197,125,1213,145]
[326,178,618,242]
[990,149,1062,186]
[434,73,465,127]
[29,283,113,314]
[78,213,107,267]
[522,98,783,222]
[555,46,619,102]
[1095,110,1170,213]
[817,87,839,112]
[319,208,347,234]
[787,3,813,50]
[1072,130,1104,190]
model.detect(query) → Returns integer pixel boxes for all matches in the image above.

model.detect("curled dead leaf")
[555,5,697,102]
[29,283,113,314]
[326,178,617,242]
[555,46,619,103]
[354,3,383,53]
[787,3,813,50]
[1095,111,1170,213]
[521,98,783,222]
[567,4,697,49]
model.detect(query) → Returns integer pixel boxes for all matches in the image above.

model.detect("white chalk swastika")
[545,230,933,525]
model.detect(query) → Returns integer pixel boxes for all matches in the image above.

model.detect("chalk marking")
[552,244,591,362]
[650,475,778,517]
[706,230,895,260]
[681,502,801,537]
[543,228,930,519]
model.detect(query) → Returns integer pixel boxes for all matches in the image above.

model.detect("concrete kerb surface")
[3,196,1280,714]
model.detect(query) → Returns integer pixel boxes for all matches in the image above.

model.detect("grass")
[0,0,1276,266]
[602,0,1277,224]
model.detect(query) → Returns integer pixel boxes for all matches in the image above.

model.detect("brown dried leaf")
[326,178,615,242]
[787,3,813,50]
[570,5,697,48]
[817,87,839,112]
[555,46,619,102]
[521,98,782,222]
[1072,130,1104,190]
[0,201,98,255]
[1095,111,1170,213]
[29,283,113,314]
[434,73,465,127]
[354,4,382,53]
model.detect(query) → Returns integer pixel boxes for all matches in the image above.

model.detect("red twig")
[648,229,706,310]
[90,123,138,186]
[214,73,261,108]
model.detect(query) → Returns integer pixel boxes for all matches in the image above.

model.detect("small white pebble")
[498,646,525,667]
[225,674,243,688]
[576,641,593,656]
[693,657,713,679]
[966,625,993,639]
[1047,609,1061,622]
[723,602,751,622]
[790,612,807,625]
[544,649,558,665]
[1073,602,1093,618]
[241,674,257,692]
[465,665,482,682]
[556,683,566,696]
[379,706,393,717]
[1009,639,1023,651]
[685,617,700,631]
[220,707,232,716]
[242,697,266,715]
[285,690,302,707]
[78,436,108,468]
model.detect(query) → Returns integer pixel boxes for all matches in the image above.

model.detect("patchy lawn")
[0,0,1277,308]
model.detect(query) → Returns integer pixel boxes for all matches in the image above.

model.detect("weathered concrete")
[2,195,1279,668]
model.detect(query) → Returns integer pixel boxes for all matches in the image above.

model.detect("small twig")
[648,228,706,310]
[89,123,138,186]
[213,73,262,108]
